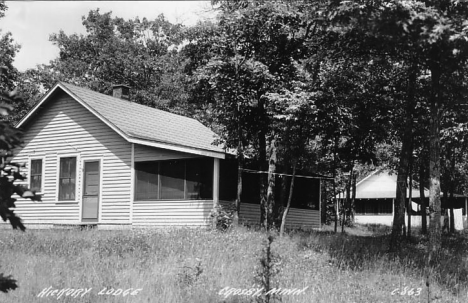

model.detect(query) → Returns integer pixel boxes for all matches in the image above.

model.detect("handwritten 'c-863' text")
[391,287,422,296]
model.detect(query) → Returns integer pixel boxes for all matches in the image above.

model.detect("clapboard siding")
[10,91,132,225]
[233,202,320,229]
[132,200,213,227]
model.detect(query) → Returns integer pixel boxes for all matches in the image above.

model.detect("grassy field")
[0,224,466,303]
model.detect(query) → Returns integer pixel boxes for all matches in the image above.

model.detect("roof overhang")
[16,83,226,159]
[128,137,225,159]
[16,82,63,128]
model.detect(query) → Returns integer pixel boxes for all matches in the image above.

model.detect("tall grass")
[0,225,466,303]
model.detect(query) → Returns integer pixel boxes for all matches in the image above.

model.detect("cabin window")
[59,157,77,200]
[30,159,43,192]
[134,158,213,201]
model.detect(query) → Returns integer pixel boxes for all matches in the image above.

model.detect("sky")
[0,1,215,72]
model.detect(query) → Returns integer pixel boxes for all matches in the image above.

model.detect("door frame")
[80,158,103,223]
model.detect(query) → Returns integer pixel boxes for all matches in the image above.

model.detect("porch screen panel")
[355,200,365,214]
[364,201,376,214]
[59,157,76,200]
[379,199,392,214]
[186,158,213,200]
[135,162,159,200]
[160,160,185,199]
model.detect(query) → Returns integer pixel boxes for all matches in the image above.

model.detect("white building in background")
[338,170,467,230]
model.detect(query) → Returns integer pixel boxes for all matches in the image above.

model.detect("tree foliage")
[30,10,191,114]
[0,1,42,293]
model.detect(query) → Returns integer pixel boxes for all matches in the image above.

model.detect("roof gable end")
[17,82,225,159]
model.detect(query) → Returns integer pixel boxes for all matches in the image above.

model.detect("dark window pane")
[219,159,237,201]
[186,158,213,200]
[59,157,76,200]
[135,162,158,200]
[379,199,392,214]
[291,178,320,210]
[241,172,260,204]
[355,200,365,214]
[160,160,185,200]
[30,159,42,192]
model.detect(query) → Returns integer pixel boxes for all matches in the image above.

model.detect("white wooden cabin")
[349,170,466,230]
[6,82,321,229]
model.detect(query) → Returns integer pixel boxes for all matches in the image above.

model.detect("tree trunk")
[259,129,268,228]
[265,139,277,230]
[280,161,296,237]
[428,65,442,254]
[333,138,338,233]
[391,135,410,251]
[233,142,244,227]
[277,170,288,229]
[449,205,455,233]
[342,175,350,233]
[420,160,428,234]
[351,172,356,224]
[342,168,353,233]
[321,178,327,225]
[449,146,456,234]
[390,61,416,251]
[390,122,414,249]
[407,165,413,237]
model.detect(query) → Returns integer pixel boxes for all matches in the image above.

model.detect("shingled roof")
[17,82,225,158]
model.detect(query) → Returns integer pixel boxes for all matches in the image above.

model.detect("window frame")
[56,154,79,203]
[29,157,45,194]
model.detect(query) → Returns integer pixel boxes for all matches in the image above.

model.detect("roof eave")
[128,136,226,159]
[16,82,62,129]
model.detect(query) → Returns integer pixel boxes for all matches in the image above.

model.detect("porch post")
[465,197,467,229]
[319,178,322,228]
[212,158,220,228]
[129,143,134,225]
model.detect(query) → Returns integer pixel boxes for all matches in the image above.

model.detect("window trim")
[29,157,45,194]
[56,154,80,203]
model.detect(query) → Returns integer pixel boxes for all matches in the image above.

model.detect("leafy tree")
[267,84,319,236]
[310,49,395,230]
[197,0,312,229]
[0,1,42,293]
[29,10,189,114]
[326,0,468,253]
[0,1,19,98]
[0,70,42,293]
